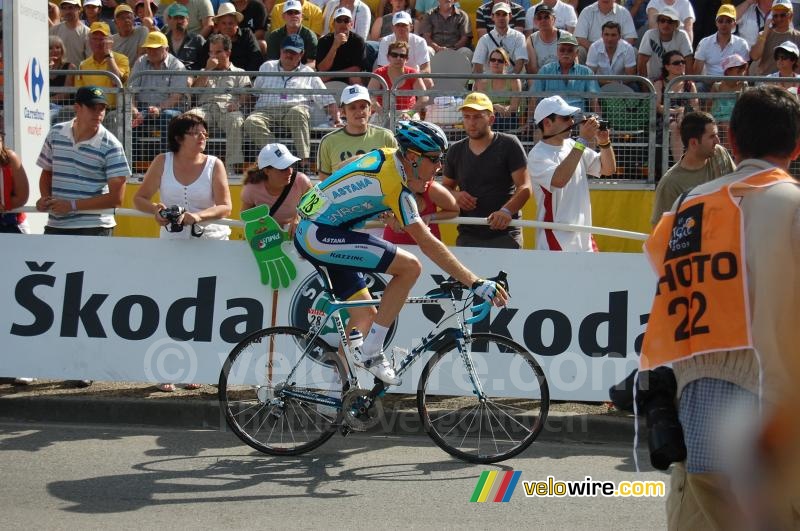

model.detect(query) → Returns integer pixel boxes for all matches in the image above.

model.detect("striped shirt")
[37,120,131,229]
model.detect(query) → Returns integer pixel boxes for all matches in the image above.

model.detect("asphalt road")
[0,421,668,529]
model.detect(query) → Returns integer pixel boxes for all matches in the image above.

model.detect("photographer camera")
[609,368,686,470]
[159,205,205,237]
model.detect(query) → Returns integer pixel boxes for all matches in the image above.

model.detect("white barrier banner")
[0,234,655,401]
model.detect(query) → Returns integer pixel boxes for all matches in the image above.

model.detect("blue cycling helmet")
[395,120,448,154]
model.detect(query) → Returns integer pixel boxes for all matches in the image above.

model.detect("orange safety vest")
[641,168,796,370]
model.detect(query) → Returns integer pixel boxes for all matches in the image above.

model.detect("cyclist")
[294,120,509,385]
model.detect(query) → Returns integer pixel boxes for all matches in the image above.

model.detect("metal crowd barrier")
[392,73,658,184]
[663,75,800,177]
[50,70,800,186]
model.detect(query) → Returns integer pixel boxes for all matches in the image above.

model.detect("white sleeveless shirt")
[159,152,230,240]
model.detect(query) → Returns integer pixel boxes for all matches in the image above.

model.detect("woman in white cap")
[765,40,800,93]
[710,54,749,148]
[241,143,312,236]
[134,112,233,392]
[369,0,413,41]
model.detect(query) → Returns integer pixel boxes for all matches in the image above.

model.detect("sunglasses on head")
[388,51,408,59]
[669,59,686,66]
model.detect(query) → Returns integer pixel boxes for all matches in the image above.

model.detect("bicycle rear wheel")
[417,333,549,464]
[218,326,346,456]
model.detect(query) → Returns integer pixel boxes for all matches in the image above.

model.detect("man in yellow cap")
[442,92,531,249]
[693,5,750,79]
[75,21,130,136]
[111,2,150,66]
[128,31,189,157]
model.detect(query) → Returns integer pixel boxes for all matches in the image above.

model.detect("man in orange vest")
[643,85,800,529]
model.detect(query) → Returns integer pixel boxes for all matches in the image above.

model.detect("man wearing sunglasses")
[317,7,367,83]
[294,119,509,384]
[637,7,693,80]
[751,0,800,75]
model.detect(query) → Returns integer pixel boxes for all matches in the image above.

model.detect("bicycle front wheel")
[417,333,549,463]
[219,326,346,456]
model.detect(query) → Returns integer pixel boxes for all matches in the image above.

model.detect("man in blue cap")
[244,34,342,169]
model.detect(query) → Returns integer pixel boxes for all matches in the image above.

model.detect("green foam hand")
[241,205,298,289]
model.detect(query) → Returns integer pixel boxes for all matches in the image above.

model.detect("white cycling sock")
[361,322,389,358]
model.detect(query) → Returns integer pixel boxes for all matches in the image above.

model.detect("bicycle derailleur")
[341,387,384,432]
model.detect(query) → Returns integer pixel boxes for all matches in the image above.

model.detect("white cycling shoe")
[353,349,401,385]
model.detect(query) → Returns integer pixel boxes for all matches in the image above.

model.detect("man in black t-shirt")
[316,7,366,84]
[232,0,268,41]
[442,92,531,249]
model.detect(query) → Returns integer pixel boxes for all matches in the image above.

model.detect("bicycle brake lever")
[465,301,490,324]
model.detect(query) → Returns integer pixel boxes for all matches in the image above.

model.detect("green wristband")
[573,141,586,152]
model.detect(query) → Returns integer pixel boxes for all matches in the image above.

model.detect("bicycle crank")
[341,387,384,432]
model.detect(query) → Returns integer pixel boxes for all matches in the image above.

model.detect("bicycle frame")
[281,286,491,405]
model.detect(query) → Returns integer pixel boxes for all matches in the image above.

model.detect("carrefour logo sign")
[24,57,45,103]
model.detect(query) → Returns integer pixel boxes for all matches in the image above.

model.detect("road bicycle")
[218,271,550,463]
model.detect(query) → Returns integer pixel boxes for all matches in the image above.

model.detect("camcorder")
[159,205,205,237]
[609,367,686,470]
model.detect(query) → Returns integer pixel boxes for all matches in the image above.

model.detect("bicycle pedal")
[339,423,352,437]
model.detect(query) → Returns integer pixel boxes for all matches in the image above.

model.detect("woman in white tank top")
[134,113,232,241]
[133,113,232,392]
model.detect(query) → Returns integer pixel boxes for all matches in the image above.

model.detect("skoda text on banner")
[0,234,656,400]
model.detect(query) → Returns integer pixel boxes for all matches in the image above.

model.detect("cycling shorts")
[294,219,397,300]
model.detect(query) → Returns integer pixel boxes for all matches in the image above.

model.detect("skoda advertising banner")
[0,234,656,401]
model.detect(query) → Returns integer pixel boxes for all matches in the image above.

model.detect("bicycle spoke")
[418,333,549,463]
[219,327,345,456]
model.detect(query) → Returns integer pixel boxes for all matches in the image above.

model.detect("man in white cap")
[475,0,526,39]
[527,95,615,251]
[637,7,693,80]
[321,0,372,40]
[316,84,397,178]
[271,0,324,37]
[49,0,91,66]
[211,2,263,72]
[692,4,750,78]
[751,0,800,75]
[472,2,527,74]
[266,0,318,67]
[317,8,367,83]
[376,11,432,81]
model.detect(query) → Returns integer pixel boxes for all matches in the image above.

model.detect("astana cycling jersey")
[297,147,421,229]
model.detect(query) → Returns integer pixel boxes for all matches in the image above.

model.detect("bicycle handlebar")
[438,270,508,325]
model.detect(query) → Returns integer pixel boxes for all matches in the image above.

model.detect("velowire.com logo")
[470,471,522,503]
